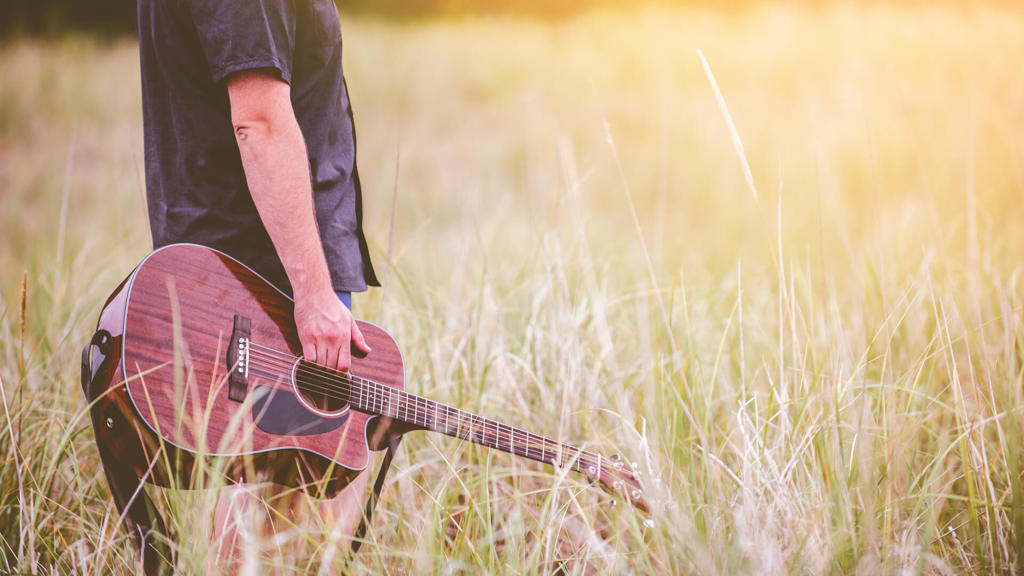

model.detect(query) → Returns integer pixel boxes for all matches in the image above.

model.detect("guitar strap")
[350,433,401,557]
[81,329,174,575]
[82,329,399,574]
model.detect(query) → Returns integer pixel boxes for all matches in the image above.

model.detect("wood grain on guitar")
[88,244,649,512]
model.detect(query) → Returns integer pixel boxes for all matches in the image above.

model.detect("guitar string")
[245,346,596,467]
[243,339,610,475]
[246,355,593,471]
[247,359,594,473]
[244,340,562,453]
[242,345,603,472]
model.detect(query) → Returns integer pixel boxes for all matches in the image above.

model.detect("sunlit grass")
[2,3,1024,573]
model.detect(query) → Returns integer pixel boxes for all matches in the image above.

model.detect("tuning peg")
[610,453,622,462]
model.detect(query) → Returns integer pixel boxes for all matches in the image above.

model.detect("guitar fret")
[286,354,636,507]
[378,391,594,473]
[342,375,604,479]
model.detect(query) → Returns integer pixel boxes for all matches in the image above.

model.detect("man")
[136,0,378,565]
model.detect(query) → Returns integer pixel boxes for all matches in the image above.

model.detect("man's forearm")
[225,70,369,373]
[229,76,333,300]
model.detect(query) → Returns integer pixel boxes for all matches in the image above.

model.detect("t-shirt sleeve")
[183,0,296,84]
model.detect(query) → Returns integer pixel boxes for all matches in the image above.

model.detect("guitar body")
[88,244,403,498]
[86,243,648,511]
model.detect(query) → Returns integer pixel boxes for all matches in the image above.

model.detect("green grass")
[3,3,1024,573]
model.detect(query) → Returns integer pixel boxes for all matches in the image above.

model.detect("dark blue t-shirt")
[137,0,378,293]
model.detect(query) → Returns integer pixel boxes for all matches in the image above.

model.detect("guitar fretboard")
[301,361,604,476]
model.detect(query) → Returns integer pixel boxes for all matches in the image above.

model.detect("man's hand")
[226,69,369,372]
[293,288,370,373]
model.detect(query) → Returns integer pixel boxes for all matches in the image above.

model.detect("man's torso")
[137,0,377,293]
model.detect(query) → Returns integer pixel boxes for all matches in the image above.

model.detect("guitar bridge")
[227,315,251,402]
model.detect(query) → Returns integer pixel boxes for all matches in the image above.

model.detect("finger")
[351,320,372,355]
[324,342,339,373]
[314,343,326,368]
[338,331,352,373]
[301,339,316,364]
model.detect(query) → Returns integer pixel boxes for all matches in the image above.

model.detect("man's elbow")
[226,70,293,144]
[232,117,273,143]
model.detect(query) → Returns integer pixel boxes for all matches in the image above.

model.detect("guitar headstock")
[586,453,649,514]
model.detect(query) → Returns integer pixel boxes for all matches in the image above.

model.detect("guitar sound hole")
[297,386,349,414]
[291,358,351,416]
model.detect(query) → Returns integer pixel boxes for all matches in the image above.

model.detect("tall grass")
[2,4,1024,573]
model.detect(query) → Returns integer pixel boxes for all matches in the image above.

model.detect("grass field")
[3,3,1024,574]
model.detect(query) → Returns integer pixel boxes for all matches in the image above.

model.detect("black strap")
[349,433,401,557]
[81,330,174,575]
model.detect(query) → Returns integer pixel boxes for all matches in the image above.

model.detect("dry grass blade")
[698,48,759,203]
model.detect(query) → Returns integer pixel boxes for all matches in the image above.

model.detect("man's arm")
[226,69,370,372]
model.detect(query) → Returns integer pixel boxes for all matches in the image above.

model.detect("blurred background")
[3,0,1022,35]
[2,0,1024,573]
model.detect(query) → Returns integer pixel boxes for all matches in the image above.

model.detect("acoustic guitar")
[85,243,647,513]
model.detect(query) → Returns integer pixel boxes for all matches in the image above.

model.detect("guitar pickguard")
[251,385,348,436]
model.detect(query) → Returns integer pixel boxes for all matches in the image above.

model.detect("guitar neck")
[345,372,602,474]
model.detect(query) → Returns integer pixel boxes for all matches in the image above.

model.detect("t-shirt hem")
[331,278,371,293]
[211,57,292,85]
